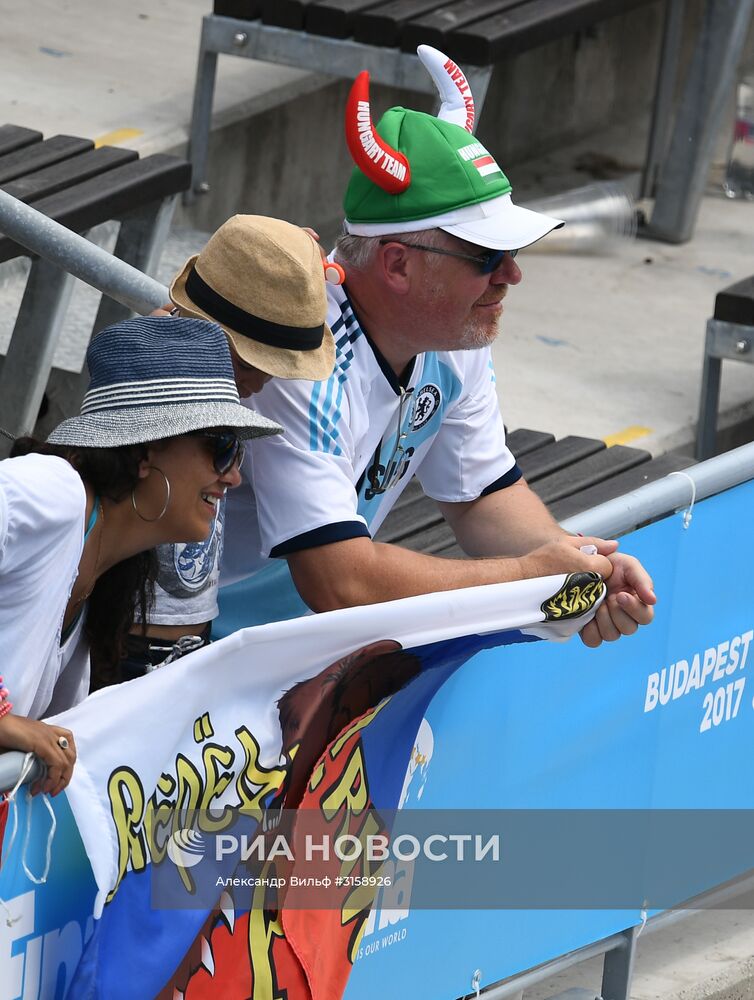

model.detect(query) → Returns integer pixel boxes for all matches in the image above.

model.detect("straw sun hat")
[170,215,336,382]
[47,316,282,447]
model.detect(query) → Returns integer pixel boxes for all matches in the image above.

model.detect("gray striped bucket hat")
[47,315,282,447]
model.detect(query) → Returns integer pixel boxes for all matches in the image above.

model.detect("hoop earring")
[131,466,171,523]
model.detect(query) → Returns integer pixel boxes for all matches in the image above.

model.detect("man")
[121,215,336,675]
[216,47,654,647]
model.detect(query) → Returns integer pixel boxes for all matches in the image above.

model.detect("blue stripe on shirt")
[270,519,371,557]
[480,463,523,497]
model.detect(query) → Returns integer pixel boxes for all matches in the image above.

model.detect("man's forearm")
[287,534,613,613]
[438,480,564,558]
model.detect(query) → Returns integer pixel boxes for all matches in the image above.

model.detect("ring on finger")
[57,736,69,750]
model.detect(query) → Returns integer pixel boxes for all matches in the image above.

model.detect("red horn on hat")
[345,71,411,195]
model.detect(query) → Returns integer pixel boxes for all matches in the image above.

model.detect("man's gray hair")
[334,228,447,271]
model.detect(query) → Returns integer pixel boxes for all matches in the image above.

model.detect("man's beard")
[457,310,501,350]
[421,271,501,351]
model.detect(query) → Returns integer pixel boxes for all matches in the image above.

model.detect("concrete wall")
[174,0,725,239]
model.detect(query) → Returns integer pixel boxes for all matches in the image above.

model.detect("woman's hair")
[10,437,157,688]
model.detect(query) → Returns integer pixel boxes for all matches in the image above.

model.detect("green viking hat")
[343,45,563,250]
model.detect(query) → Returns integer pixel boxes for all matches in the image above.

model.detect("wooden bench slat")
[549,453,696,521]
[2,147,138,205]
[213,0,262,19]
[374,436,692,557]
[506,428,555,457]
[517,435,604,482]
[261,0,317,29]
[399,0,523,54]
[0,136,93,185]
[531,444,650,505]
[353,0,451,47]
[0,125,43,158]
[447,0,652,64]
[306,0,388,39]
[0,154,191,263]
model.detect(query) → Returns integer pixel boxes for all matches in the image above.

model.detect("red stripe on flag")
[473,155,495,168]
[0,797,7,865]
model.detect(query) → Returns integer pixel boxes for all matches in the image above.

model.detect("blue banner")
[345,479,754,999]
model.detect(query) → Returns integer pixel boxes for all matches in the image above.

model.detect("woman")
[0,314,281,795]
[123,215,336,677]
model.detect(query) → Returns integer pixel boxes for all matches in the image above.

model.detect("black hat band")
[185,267,324,352]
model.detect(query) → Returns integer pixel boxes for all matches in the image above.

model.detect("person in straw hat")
[0,315,281,794]
[214,45,655,649]
[122,216,337,677]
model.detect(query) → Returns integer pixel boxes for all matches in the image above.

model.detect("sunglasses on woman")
[187,430,245,475]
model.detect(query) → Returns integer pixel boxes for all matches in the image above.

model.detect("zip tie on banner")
[21,787,57,885]
[0,752,36,926]
[667,471,697,529]
[636,905,649,938]
[471,969,482,998]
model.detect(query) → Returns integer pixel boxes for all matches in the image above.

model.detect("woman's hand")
[0,715,76,796]
[149,303,174,318]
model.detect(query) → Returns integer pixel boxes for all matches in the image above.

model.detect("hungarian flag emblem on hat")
[457,140,504,180]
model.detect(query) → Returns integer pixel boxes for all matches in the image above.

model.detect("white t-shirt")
[215,283,521,632]
[0,454,90,718]
[138,502,224,626]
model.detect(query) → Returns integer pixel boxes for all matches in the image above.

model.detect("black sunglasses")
[379,239,518,274]
[188,430,245,475]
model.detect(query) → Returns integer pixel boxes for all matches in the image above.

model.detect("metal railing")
[0,188,168,315]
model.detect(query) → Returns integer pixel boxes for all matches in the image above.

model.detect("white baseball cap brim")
[441,193,564,250]
[345,193,563,250]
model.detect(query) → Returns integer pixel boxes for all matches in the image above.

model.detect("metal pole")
[646,0,754,242]
[0,258,77,440]
[561,441,754,538]
[696,320,723,460]
[0,188,169,313]
[0,751,45,795]
[641,0,686,199]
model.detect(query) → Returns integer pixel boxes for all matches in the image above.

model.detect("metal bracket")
[0,257,77,450]
[601,926,637,1000]
[696,318,754,460]
[186,16,492,201]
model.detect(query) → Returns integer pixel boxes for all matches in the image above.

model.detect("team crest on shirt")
[156,505,224,598]
[412,384,441,430]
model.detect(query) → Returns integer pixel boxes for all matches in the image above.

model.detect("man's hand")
[580,550,656,648]
[0,714,77,796]
[519,534,617,581]
[302,227,328,263]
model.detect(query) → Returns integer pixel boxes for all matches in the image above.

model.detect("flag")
[0,797,8,864]
[47,572,603,998]
[472,154,502,178]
